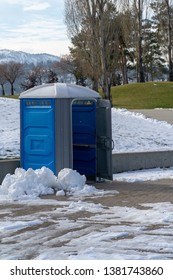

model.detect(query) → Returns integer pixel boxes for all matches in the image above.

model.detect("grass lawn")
[3,95,19,99]
[111,81,173,109]
[2,81,173,109]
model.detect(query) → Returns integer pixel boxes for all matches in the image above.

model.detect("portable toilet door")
[20,98,56,173]
[71,98,113,181]
[72,99,97,180]
[96,99,113,180]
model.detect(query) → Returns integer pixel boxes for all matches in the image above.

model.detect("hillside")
[0,49,59,65]
[111,82,173,109]
[0,49,62,95]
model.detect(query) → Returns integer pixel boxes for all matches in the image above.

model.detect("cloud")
[23,2,51,11]
[0,16,71,55]
[5,0,33,5]
[5,0,51,11]
[9,16,67,38]
[0,0,71,55]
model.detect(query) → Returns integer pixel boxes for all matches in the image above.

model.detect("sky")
[0,0,71,56]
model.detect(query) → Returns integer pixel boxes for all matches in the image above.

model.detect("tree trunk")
[102,71,111,100]
[100,4,111,100]
[92,78,99,92]
[167,2,173,81]
[10,83,14,95]
[121,50,128,84]
[1,84,5,96]
[138,0,145,83]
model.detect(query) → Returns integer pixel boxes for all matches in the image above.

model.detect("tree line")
[64,0,173,99]
[0,62,23,96]
[1,0,172,99]
[0,62,65,96]
[0,58,86,96]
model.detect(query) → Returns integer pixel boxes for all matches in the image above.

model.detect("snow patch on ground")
[0,167,107,201]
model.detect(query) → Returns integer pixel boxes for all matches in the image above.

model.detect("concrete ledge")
[1,151,173,184]
[112,151,173,173]
[0,159,20,184]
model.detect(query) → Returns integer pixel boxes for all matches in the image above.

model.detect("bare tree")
[118,0,151,82]
[0,64,7,96]
[71,33,101,88]
[65,0,101,92]
[125,0,146,82]
[21,65,46,91]
[116,10,134,84]
[65,0,119,99]
[21,71,39,91]
[3,62,23,95]
[136,0,145,82]
[30,65,46,85]
[54,55,76,76]
[54,54,87,85]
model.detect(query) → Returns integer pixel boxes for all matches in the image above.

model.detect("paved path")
[130,109,173,124]
[92,179,173,207]
[1,179,173,259]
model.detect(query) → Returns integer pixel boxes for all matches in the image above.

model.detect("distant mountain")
[0,49,76,95]
[0,49,60,65]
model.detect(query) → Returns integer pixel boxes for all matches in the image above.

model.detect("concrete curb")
[0,159,20,184]
[112,150,173,173]
[1,150,173,184]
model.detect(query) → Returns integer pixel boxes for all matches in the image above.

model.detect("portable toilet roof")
[20,83,100,99]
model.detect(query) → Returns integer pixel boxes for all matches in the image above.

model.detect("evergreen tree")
[142,19,166,81]
[47,69,58,83]
[150,0,173,81]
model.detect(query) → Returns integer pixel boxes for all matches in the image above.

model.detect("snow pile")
[113,167,173,182]
[0,98,20,158]
[0,167,56,200]
[0,167,103,201]
[56,168,100,196]
[112,108,173,152]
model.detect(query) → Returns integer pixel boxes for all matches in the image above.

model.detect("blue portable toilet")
[20,83,113,180]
